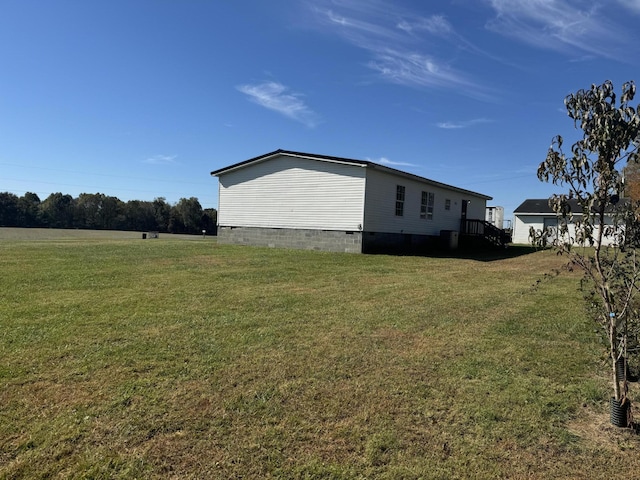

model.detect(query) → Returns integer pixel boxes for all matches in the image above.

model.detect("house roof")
[514,198,626,214]
[210,149,492,200]
[513,198,568,214]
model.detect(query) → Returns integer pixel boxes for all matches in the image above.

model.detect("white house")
[513,198,621,246]
[210,150,493,253]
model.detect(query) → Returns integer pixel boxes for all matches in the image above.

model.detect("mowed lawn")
[1,229,640,479]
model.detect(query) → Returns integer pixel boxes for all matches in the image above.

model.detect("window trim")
[421,191,434,220]
[395,185,405,216]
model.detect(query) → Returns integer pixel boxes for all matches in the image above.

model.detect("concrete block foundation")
[217,226,441,254]
[217,226,363,253]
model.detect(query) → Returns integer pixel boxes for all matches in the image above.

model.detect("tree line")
[0,191,217,235]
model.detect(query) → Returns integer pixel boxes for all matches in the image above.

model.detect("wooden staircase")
[461,219,512,248]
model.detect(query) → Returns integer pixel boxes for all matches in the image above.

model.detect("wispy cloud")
[485,0,637,60]
[324,8,402,42]
[397,15,453,36]
[367,48,482,94]
[306,1,495,100]
[144,155,178,165]
[237,81,320,127]
[436,118,493,129]
[618,0,640,13]
[368,156,418,167]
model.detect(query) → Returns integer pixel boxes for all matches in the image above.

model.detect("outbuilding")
[211,150,494,253]
[513,198,621,246]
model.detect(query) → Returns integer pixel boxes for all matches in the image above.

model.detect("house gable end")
[212,149,492,201]
[216,153,367,231]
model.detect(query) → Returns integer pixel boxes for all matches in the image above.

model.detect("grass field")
[0,227,211,241]
[1,228,640,478]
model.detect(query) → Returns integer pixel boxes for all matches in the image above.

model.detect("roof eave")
[210,149,369,176]
[367,163,492,200]
[211,149,492,200]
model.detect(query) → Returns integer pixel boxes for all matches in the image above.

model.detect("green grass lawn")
[1,230,639,478]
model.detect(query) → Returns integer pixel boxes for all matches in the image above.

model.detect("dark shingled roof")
[514,198,625,214]
[514,199,559,214]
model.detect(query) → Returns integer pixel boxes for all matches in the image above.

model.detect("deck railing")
[461,219,512,247]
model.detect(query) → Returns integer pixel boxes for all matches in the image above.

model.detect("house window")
[395,185,405,216]
[445,199,451,211]
[421,191,434,220]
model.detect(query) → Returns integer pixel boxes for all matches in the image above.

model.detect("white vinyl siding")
[512,214,545,244]
[512,213,619,246]
[362,168,486,234]
[218,155,366,231]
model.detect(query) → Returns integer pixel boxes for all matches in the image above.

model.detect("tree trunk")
[611,314,621,400]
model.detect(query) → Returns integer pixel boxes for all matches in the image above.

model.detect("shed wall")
[512,214,542,244]
[513,214,620,246]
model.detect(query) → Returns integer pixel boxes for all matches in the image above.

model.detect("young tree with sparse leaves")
[537,80,640,426]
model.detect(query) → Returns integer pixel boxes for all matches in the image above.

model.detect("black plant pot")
[616,357,639,382]
[611,397,630,428]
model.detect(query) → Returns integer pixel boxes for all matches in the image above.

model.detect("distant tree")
[124,200,156,231]
[153,197,171,232]
[17,192,41,227]
[40,193,75,228]
[202,208,217,235]
[101,195,124,230]
[171,197,203,234]
[0,190,209,233]
[75,193,103,229]
[167,210,184,233]
[0,192,19,226]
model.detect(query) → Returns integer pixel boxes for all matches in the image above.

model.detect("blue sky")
[2,1,640,218]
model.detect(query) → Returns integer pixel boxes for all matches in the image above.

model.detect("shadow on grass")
[370,245,542,262]
[434,244,542,262]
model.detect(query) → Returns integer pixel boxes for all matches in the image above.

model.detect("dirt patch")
[568,405,640,451]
